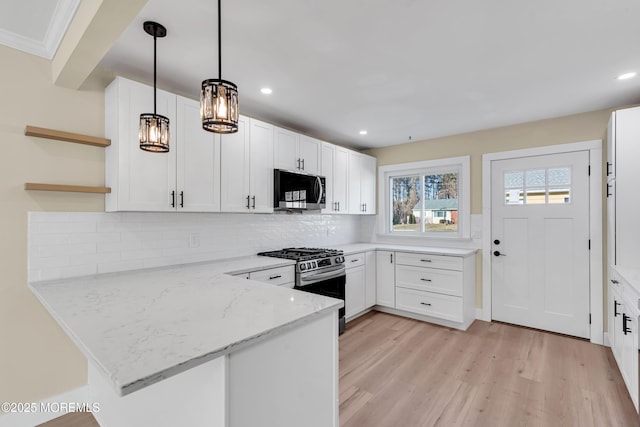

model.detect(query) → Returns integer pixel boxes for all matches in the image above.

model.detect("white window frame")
[377,156,471,240]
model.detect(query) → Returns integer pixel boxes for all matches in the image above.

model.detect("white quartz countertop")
[336,243,477,257]
[29,256,342,397]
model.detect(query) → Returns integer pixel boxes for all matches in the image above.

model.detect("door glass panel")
[548,168,571,186]
[525,188,546,204]
[526,169,546,187]
[505,167,572,205]
[505,189,524,204]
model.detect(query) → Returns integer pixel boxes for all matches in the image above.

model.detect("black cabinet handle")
[606,162,612,176]
[390,253,393,263]
[420,278,432,282]
[611,279,619,284]
[246,195,250,209]
[301,158,305,170]
[614,300,620,317]
[252,196,256,209]
[170,190,175,208]
[297,158,301,170]
[420,259,432,263]
[269,275,282,280]
[623,314,631,335]
[420,302,432,306]
[180,191,184,208]
[607,183,613,198]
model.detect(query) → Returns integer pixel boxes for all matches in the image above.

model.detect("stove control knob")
[300,263,307,271]
[312,261,317,268]
[336,256,344,264]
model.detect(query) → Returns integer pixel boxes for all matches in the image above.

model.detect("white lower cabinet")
[345,253,365,319]
[249,265,295,288]
[608,268,640,412]
[376,250,476,330]
[365,251,377,308]
[376,251,395,308]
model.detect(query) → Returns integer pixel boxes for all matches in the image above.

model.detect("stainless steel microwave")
[273,169,326,211]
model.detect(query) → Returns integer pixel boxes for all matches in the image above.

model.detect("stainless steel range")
[258,248,346,333]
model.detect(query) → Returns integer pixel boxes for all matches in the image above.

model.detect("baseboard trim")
[0,385,89,427]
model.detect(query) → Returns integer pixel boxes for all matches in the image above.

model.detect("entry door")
[491,151,590,338]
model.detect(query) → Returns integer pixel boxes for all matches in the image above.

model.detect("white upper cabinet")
[320,142,335,214]
[176,95,220,212]
[249,119,275,213]
[333,146,349,214]
[274,126,321,174]
[220,117,274,213]
[348,151,377,215]
[105,77,220,212]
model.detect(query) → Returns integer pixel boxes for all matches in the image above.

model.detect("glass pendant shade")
[139,21,169,152]
[201,79,239,133]
[201,0,239,134]
[139,113,170,152]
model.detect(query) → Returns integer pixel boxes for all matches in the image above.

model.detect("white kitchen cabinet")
[376,251,395,308]
[105,77,221,213]
[106,77,176,212]
[176,96,221,212]
[320,142,335,214]
[220,117,274,213]
[348,151,376,215]
[608,268,640,412]
[345,253,365,319]
[365,251,377,308]
[273,127,321,174]
[360,154,377,214]
[347,151,362,214]
[322,143,349,214]
[333,146,349,214]
[248,265,295,288]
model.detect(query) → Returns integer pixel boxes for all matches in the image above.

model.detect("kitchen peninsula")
[30,256,342,427]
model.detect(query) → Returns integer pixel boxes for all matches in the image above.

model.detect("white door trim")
[481,140,603,344]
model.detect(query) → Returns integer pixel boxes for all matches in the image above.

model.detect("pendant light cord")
[218,0,222,80]
[153,26,157,115]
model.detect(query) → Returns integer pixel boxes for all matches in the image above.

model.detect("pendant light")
[139,21,170,152]
[200,0,239,133]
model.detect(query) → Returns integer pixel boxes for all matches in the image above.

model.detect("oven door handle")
[299,267,345,283]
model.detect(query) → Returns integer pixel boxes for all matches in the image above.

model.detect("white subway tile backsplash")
[28,211,374,282]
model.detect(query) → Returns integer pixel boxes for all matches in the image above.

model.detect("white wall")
[29,212,376,282]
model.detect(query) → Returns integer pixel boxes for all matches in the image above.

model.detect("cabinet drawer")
[249,266,295,286]
[395,287,463,323]
[395,252,463,271]
[396,265,463,296]
[345,252,365,268]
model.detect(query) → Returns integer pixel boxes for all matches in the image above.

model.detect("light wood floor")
[39,311,639,427]
[340,312,640,427]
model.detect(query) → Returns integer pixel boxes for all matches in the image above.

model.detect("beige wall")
[0,45,105,404]
[366,109,612,314]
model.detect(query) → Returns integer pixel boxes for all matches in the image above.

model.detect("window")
[380,156,470,239]
[504,167,571,205]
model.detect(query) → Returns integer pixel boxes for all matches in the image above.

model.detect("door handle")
[493,251,506,257]
[493,239,500,245]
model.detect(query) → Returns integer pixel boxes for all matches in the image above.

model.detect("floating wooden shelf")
[24,183,111,194]
[25,125,111,147]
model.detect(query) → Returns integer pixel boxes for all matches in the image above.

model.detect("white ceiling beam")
[52,0,148,89]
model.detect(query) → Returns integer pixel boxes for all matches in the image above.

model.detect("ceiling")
[0,0,78,59]
[4,0,640,149]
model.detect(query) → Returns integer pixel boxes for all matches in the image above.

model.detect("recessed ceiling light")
[359,130,367,135]
[260,88,272,94]
[617,72,637,80]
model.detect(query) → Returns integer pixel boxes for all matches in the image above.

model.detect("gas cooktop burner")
[257,247,343,261]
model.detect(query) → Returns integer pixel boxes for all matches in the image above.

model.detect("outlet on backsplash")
[189,233,200,248]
